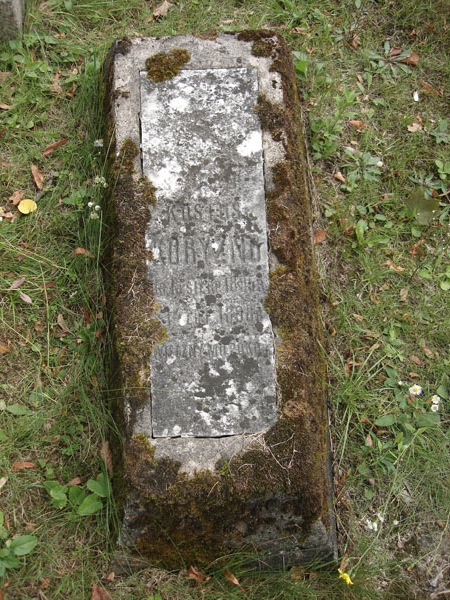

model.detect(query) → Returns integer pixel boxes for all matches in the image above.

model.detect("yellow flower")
[338,568,353,585]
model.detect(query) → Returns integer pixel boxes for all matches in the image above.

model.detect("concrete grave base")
[0,0,25,42]
[103,32,336,569]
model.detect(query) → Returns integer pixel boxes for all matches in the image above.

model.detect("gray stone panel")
[140,67,276,437]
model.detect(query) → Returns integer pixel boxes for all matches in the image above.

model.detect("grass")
[0,0,449,598]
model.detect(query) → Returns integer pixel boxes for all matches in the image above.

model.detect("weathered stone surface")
[104,31,336,569]
[0,0,24,42]
[140,66,276,437]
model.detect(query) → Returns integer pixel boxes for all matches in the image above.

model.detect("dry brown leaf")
[73,247,95,258]
[352,313,364,322]
[400,288,409,302]
[50,72,63,95]
[0,102,12,110]
[101,572,115,583]
[67,477,82,486]
[19,290,32,304]
[188,565,211,584]
[348,119,365,131]
[9,190,25,205]
[419,80,443,97]
[400,51,420,66]
[91,583,111,600]
[31,164,44,190]
[410,239,424,257]
[0,341,11,354]
[0,476,8,490]
[410,355,423,366]
[313,229,327,245]
[153,0,172,19]
[407,122,422,132]
[365,433,373,447]
[290,565,306,580]
[8,276,25,290]
[409,371,421,379]
[42,138,70,157]
[388,46,402,57]
[324,317,336,337]
[333,171,346,184]
[383,259,405,272]
[224,568,240,587]
[57,313,70,333]
[100,441,113,477]
[12,461,36,472]
[292,26,308,34]
[39,578,51,590]
[351,34,360,49]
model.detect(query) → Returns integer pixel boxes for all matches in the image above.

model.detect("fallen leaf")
[42,138,69,157]
[18,199,37,214]
[67,477,82,486]
[409,239,424,257]
[333,171,346,184]
[388,47,402,58]
[50,72,63,95]
[290,565,306,580]
[9,190,25,205]
[8,277,25,290]
[292,26,308,34]
[57,314,70,333]
[153,0,171,19]
[410,355,423,366]
[34,320,44,332]
[0,341,11,354]
[12,461,36,471]
[101,572,115,583]
[400,288,409,302]
[324,318,336,337]
[352,313,364,322]
[224,568,240,587]
[313,229,327,244]
[100,441,113,477]
[39,578,51,590]
[0,476,8,490]
[351,34,360,49]
[19,291,32,304]
[383,259,405,272]
[31,165,44,190]
[407,122,422,132]
[0,102,12,109]
[419,80,443,97]
[365,433,373,447]
[409,372,421,379]
[348,119,365,131]
[400,51,420,66]
[91,583,111,600]
[73,247,94,258]
[422,347,433,358]
[188,565,211,584]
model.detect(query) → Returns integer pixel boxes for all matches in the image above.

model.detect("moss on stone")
[145,48,191,83]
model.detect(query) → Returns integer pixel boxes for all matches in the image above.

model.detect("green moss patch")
[145,48,191,83]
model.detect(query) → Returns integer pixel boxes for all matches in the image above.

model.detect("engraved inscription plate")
[140,67,277,437]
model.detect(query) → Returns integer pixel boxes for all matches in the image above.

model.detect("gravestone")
[0,0,25,42]
[104,31,336,569]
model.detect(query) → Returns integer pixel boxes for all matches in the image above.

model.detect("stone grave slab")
[104,31,336,569]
